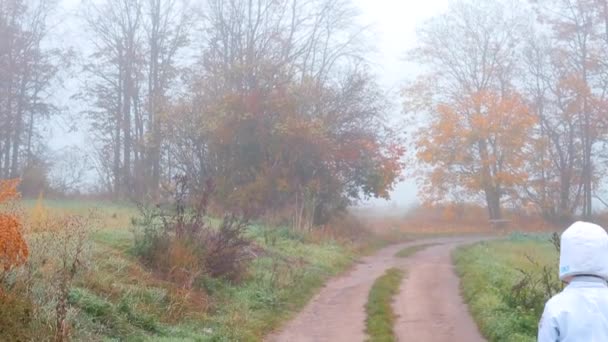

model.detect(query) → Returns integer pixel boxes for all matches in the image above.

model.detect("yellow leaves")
[30,192,49,233]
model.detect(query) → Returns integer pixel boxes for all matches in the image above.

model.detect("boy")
[538,221,608,341]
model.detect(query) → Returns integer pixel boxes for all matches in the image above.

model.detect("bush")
[131,204,167,264]
[203,214,251,281]
[324,212,374,243]
[0,179,34,341]
[0,179,97,341]
[21,211,97,341]
[508,233,562,322]
[455,235,561,341]
[133,176,252,285]
[0,179,28,273]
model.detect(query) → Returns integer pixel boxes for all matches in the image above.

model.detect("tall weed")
[133,176,252,285]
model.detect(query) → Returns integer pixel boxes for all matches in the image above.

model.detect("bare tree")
[82,0,191,199]
[521,32,585,220]
[82,0,144,198]
[143,0,191,199]
[531,0,608,218]
[0,0,61,180]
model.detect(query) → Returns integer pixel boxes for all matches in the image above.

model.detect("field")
[12,199,369,341]
[454,234,561,342]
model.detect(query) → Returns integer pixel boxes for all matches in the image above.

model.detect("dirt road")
[265,237,486,342]
[393,241,485,342]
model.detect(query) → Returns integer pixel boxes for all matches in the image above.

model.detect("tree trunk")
[123,71,132,197]
[3,139,11,178]
[5,34,14,178]
[478,139,502,221]
[148,0,161,201]
[581,35,592,219]
[114,123,121,197]
[11,74,27,177]
[484,187,502,221]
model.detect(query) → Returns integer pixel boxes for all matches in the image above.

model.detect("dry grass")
[358,204,556,238]
[21,198,136,230]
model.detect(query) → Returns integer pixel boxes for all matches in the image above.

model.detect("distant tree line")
[0,0,63,182]
[407,0,608,222]
[1,0,403,225]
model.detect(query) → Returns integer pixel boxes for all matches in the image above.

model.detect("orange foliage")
[0,215,28,271]
[0,179,20,203]
[416,91,536,208]
[0,179,28,271]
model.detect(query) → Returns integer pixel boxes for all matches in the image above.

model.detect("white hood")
[559,221,608,281]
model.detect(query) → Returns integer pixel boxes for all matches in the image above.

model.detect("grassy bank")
[9,200,373,341]
[453,234,559,342]
[365,268,404,342]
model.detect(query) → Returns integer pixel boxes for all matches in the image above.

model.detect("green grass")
[365,268,405,342]
[203,224,356,340]
[15,199,362,341]
[87,227,356,341]
[453,234,559,342]
[395,243,439,258]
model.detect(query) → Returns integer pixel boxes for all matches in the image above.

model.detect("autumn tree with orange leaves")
[405,0,532,220]
[416,91,536,220]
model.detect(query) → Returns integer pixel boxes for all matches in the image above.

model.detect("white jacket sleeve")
[538,305,559,342]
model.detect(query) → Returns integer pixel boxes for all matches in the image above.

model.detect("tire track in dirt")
[265,237,486,342]
[393,241,485,342]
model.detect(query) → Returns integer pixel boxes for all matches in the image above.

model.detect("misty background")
[45,0,451,208]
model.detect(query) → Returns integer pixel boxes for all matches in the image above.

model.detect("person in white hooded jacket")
[538,221,608,341]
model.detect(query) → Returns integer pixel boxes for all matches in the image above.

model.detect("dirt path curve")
[265,237,486,342]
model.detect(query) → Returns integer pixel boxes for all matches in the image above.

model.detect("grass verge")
[453,234,558,342]
[365,268,405,342]
[72,223,359,341]
[395,243,439,258]
[12,200,372,341]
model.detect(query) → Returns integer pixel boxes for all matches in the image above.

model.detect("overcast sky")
[52,0,450,206]
[354,0,449,207]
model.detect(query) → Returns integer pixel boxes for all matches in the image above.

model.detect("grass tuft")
[365,268,405,342]
[395,243,439,258]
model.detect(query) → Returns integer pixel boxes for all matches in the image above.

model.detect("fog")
[46,0,449,207]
